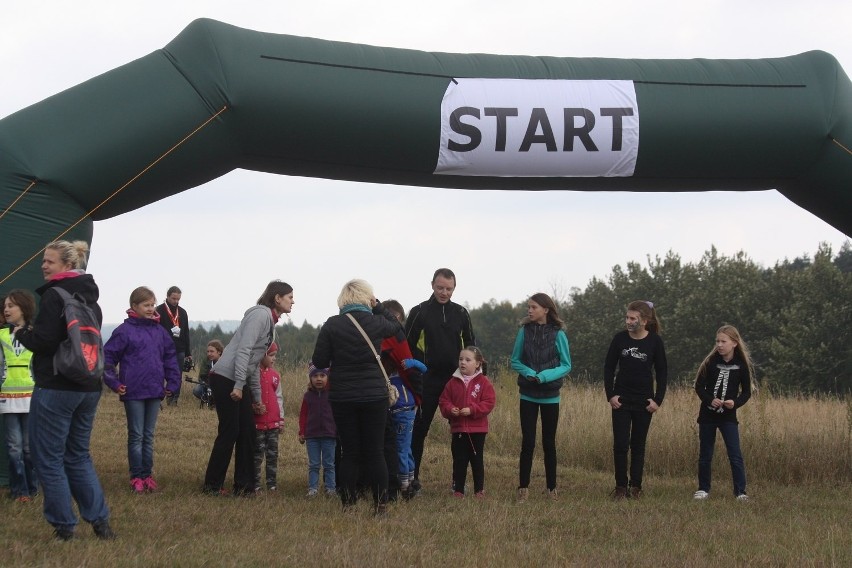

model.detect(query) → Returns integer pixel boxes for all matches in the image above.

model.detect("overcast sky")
[3,1,850,327]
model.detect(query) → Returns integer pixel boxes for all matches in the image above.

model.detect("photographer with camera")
[156,286,192,406]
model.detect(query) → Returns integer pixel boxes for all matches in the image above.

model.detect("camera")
[183,356,195,372]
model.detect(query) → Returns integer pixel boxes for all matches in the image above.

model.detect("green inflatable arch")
[1,18,851,289]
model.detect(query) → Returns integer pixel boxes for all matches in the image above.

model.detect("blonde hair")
[337,279,374,308]
[695,325,758,391]
[45,239,89,270]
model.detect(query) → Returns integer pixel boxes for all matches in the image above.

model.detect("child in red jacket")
[254,343,284,492]
[439,346,496,499]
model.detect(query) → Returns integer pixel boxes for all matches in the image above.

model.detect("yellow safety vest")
[0,328,34,396]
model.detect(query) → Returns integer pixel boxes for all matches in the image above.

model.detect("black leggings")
[451,432,486,494]
[519,399,560,490]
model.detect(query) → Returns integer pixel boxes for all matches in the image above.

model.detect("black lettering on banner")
[448,107,482,152]
[563,108,597,151]
[600,108,634,151]
[520,108,557,152]
[484,107,519,151]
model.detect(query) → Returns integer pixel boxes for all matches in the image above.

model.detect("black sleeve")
[15,289,65,355]
[404,304,424,361]
[603,335,620,401]
[652,335,668,405]
[460,306,476,348]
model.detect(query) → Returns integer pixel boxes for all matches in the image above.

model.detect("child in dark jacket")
[693,325,754,501]
[299,365,336,497]
[254,343,284,492]
[439,346,496,498]
[104,286,181,494]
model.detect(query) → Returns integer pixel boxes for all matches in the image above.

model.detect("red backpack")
[52,287,104,386]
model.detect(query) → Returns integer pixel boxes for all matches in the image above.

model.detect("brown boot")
[629,487,643,499]
[610,486,628,500]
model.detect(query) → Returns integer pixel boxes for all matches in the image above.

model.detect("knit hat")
[267,342,279,355]
[307,361,329,378]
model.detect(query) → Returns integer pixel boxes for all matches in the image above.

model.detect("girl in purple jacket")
[104,286,182,494]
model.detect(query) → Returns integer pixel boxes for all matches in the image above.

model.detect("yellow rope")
[831,136,852,156]
[0,180,38,222]
[0,105,229,286]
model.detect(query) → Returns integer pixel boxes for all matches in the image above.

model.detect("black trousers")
[332,399,389,507]
[451,432,486,494]
[611,406,653,489]
[204,374,256,494]
[411,373,450,484]
[519,399,560,490]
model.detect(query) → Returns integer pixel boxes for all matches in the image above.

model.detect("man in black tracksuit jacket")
[405,268,476,494]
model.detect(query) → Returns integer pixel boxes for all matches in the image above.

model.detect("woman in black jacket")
[311,279,402,516]
[14,240,114,541]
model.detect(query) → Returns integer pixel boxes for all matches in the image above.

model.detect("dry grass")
[1,367,849,567]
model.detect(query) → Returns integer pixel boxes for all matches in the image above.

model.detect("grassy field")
[2,367,850,567]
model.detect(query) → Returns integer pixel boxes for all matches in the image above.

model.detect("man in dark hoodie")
[405,268,476,495]
[15,240,115,542]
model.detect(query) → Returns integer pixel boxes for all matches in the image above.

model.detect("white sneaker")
[736,494,750,502]
[693,490,709,500]
[306,488,318,498]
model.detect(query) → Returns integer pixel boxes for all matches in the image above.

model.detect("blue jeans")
[698,422,747,496]
[391,407,416,484]
[29,387,109,531]
[5,412,38,497]
[124,399,161,479]
[306,437,336,491]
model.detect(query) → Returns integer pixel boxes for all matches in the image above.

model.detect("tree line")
[191,243,851,395]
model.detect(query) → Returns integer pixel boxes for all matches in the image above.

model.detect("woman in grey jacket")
[203,280,293,496]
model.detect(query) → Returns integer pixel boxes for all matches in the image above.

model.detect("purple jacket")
[103,313,182,400]
[298,387,336,439]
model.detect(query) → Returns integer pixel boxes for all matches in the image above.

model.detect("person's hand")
[460,407,471,416]
[117,384,127,396]
[298,435,305,444]
[252,402,266,415]
[608,395,621,409]
[646,399,659,413]
[451,407,460,416]
[722,399,735,409]
[527,375,539,383]
[230,389,242,401]
[164,389,172,398]
[710,398,723,409]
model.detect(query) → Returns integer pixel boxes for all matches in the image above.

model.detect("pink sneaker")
[142,477,159,492]
[453,491,464,499]
[130,478,145,494]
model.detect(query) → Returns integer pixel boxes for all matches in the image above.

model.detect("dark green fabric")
[1,18,850,290]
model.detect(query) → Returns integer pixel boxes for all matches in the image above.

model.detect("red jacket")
[438,370,495,434]
[381,334,423,405]
[254,366,283,431]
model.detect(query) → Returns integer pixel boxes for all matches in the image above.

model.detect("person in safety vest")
[1,289,39,502]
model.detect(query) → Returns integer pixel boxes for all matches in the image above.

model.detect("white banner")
[435,79,639,177]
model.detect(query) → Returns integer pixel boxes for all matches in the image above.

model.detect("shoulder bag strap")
[345,313,390,382]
